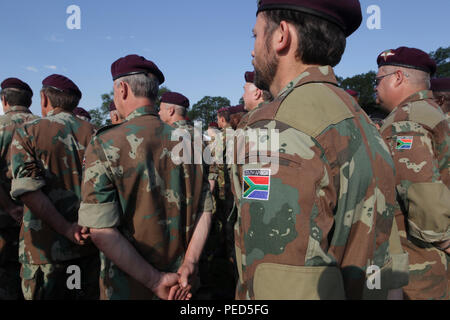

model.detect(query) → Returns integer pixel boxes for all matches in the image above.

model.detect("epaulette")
[95,123,120,136]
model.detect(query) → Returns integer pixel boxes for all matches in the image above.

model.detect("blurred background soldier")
[73,107,92,122]
[0,78,39,300]
[108,101,124,125]
[199,106,237,300]
[431,77,450,119]
[229,104,247,130]
[9,74,99,300]
[159,92,192,132]
[240,71,272,129]
[376,47,449,300]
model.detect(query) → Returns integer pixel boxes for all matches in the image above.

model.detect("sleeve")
[390,125,450,243]
[78,136,121,229]
[10,126,46,200]
[387,218,409,289]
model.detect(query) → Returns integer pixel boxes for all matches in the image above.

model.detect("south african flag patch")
[396,136,413,150]
[243,169,270,201]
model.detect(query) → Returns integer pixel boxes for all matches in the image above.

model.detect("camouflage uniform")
[10,108,99,300]
[0,106,39,300]
[199,124,237,299]
[78,106,212,300]
[230,66,406,300]
[380,90,450,300]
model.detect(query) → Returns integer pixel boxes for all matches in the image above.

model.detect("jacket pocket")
[253,263,345,300]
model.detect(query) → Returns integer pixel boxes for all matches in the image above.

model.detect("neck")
[270,60,319,96]
[123,98,153,118]
[394,86,428,109]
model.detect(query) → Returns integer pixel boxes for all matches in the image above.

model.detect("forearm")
[20,189,71,236]
[184,211,212,264]
[90,227,162,290]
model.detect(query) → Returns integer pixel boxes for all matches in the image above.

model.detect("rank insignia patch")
[243,169,270,201]
[396,136,413,150]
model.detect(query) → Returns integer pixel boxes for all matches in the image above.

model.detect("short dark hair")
[0,88,32,108]
[41,87,80,111]
[263,10,346,67]
[217,110,231,123]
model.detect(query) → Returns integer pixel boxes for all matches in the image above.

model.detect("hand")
[434,239,450,255]
[170,283,193,300]
[65,223,87,245]
[150,272,192,300]
[6,205,23,224]
[177,260,198,289]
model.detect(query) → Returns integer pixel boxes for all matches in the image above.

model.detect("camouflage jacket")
[0,106,39,229]
[208,125,233,201]
[230,66,402,300]
[10,108,97,264]
[380,90,449,244]
[78,106,212,300]
[380,90,450,299]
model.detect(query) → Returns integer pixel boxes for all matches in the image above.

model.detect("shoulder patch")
[275,83,354,138]
[409,100,446,129]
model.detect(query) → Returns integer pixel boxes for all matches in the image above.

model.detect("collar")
[46,108,73,117]
[125,106,158,122]
[277,66,338,98]
[397,90,434,107]
[5,105,32,115]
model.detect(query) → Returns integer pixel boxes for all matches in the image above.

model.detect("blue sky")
[0,0,448,116]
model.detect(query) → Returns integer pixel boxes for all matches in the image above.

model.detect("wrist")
[147,271,164,292]
[434,239,450,251]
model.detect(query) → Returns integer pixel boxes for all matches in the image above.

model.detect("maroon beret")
[209,122,219,128]
[431,78,450,92]
[217,107,228,113]
[160,92,190,108]
[257,0,362,37]
[345,89,359,97]
[377,47,437,75]
[1,78,33,94]
[109,101,117,111]
[73,107,91,120]
[245,71,255,83]
[228,104,246,114]
[111,54,165,84]
[42,74,82,98]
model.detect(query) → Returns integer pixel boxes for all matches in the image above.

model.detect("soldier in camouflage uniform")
[375,47,449,300]
[238,72,272,130]
[431,78,450,120]
[198,106,237,300]
[9,74,99,300]
[159,92,194,133]
[229,0,407,300]
[0,78,39,300]
[78,55,212,300]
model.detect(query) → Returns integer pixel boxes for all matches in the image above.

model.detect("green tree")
[188,96,230,129]
[89,91,113,128]
[429,46,450,77]
[338,71,388,118]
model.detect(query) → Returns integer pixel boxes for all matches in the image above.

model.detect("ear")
[254,88,262,100]
[274,21,291,54]
[169,106,175,117]
[40,91,48,108]
[120,81,128,100]
[393,70,405,88]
